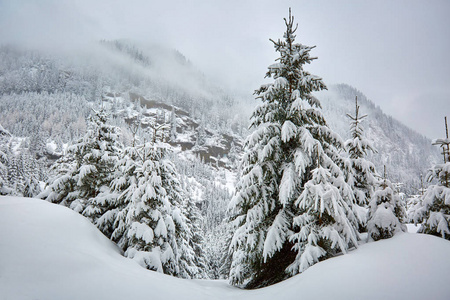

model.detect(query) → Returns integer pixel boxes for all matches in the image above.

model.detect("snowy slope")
[1,196,449,300]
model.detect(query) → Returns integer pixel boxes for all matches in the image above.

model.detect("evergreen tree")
[100,142,207,278]
[367,166,407,241]
[0,136,10,195]
[345,96,379,230]
[7,154,25,195]
[29,125,47,159]
[159,151,208,278]
[0,151,7,195]
[40,109,121,214]
[119,143,179,275]
[413,118,450,240]
[195,118,206,147]
[170,106,177,142]
[0,125,11,195]
[97,145,138,243]
[81,109,122,223]
[288,156,358,275]
[20,150,42,197]
[228,9,357,288]
[218,226,234,279]
[38,151,78,209]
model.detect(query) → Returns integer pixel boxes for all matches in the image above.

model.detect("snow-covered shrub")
[367,175,407,241]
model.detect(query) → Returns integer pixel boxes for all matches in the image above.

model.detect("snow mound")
[1,196,449,300]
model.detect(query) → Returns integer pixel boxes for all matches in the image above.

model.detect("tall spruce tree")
[413,117,450,240]
[228,9,357,288]
[345,96,379,230]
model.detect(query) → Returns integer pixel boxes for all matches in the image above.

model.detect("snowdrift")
[1,196,449,300]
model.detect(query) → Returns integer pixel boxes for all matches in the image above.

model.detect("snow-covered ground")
[1,196,449,300]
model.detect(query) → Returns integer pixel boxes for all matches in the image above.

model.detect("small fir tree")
[40,108,121,214]
[170,106,177,142]
[80,109,122,221]
[7,154,26,196]
[0,140,9,195]
[38,151,78,208]
[345,96,379,230]
[413,117,450,240]
[159,151,208,278]
[101,142,207,278]
[367,166,407,241]
[288,153,358,274]
[120,143,179,275]
[0,126,11,195]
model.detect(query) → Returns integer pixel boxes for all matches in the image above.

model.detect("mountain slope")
[1,196,449,300]
[318,84,440,193]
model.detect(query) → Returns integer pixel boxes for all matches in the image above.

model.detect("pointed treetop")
[346,96,368,139]
[432,116,450,163]
[445,116,449,163]
[382,165,387,189]
[284,8,298,36]
[445,116,448,139]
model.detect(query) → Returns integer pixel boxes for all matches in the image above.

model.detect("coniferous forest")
[0,7,449,298]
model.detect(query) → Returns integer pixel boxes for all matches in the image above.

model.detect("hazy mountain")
[0,40,440,212]
[318,84,440,194]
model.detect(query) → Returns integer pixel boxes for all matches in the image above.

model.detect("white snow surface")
[1,196,450,300]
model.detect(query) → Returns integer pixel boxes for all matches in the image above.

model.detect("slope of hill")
[0,43,438,186]
[1,196,449,300]
[0,41,250,134]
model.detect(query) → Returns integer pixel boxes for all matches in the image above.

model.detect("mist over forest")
[1,3,449,299]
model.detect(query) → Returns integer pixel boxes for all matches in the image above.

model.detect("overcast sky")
[0,0,449,139]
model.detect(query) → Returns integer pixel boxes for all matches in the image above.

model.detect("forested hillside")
[0,38,443,280]
[319,84,440,194]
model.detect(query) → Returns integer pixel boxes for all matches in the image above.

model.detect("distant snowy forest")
[0,10,448,291]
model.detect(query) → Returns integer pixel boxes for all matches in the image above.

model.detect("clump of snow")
[1,196,449,300]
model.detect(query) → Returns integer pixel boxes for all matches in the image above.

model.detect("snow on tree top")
[432,138,450,145]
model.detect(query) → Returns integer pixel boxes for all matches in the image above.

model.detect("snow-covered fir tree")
[0,126,10,195]
[0,150,7,195]
[38,151,76,205]
[98,141,207,278]
[40,108,121,214]
[367,166,407,241]
[413,121,450,240]
[81,110,123,223]
[28,125,48,159]
[118,143,179,275]
[170,106,177,142]
[104,145,140,245]
[159,150,208,278]
[228,9,358,288]
[20,151,43,197]
[345,96,379,230]
[288,155,358,275]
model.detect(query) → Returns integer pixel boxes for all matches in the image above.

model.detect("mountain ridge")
[0,41,439,202]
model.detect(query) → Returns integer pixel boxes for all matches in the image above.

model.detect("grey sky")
[0,0,449,139]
